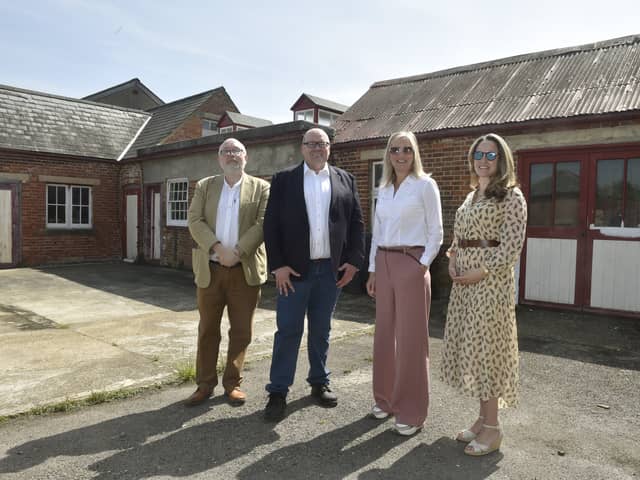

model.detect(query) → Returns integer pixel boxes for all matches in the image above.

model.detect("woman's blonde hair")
[379,131,425,187]
[467,133,518,200]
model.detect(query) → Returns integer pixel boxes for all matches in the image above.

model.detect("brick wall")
[163,90,240,145]
[0,150,121,266]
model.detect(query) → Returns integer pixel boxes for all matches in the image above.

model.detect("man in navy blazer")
[263,127,365,421]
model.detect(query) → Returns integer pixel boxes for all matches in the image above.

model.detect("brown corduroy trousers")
[195,262,260,393]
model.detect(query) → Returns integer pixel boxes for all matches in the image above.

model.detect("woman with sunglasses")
[365,131,443,436]
[441,133,527,456]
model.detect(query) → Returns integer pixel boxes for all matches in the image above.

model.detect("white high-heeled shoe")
[464,423,503,456]
[455,416,484,443]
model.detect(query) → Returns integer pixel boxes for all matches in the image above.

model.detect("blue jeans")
[266,259,341,395]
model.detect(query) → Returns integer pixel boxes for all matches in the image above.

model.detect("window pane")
[72,187,80,204]
[47,205,57,223]
[72,206,79,224]
[56,186,65,204]
[47,186,56,204]
[625,158,640,228]
[81,206,89,224]
[595,159,624,226]
[57,206,66,223]
[81,188,89,205]
[318,111,330,126]
[554,162,580,226]
[528,163,553,226]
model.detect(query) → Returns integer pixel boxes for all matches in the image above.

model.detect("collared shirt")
[369,174,443,272]
[303,162,332,259]
[211,175,243,261]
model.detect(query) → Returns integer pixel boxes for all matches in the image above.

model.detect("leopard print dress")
[441,187,527,407]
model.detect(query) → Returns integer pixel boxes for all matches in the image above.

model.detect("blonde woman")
[442,133,527,456]
[366,131,443,436]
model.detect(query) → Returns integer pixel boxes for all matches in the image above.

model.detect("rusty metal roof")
[334,34,640,145]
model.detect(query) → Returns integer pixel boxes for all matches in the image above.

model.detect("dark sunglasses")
[389,146,413,154]
[473,151,498,161]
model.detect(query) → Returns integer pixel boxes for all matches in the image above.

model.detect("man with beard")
[186,138,270,406]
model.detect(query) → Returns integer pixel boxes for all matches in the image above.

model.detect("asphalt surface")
[0,263,639,479]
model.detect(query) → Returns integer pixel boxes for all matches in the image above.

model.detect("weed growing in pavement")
[175,361,196,383]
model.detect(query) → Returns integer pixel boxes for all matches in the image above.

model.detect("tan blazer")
[188,174,270,288]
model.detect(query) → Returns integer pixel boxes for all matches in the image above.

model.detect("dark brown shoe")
[184,387,212,407]
[225,387,247,405]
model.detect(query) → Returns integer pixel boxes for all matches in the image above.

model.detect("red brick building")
[0,85,150,267]
[331,34,640,315]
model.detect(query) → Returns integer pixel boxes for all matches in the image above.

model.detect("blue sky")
[1,0,639,123]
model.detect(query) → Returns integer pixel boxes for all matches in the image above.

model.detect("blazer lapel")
[328,165,339,219]
[238,175,252,234]
[208,176,224,228]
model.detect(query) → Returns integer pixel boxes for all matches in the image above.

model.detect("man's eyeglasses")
[389,146,413,154]
[303,141,330,149]
[220,149,245,156]
[473,151,498,161]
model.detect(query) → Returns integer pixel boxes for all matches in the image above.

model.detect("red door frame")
[518,141,640,315]
[121,185,141,260]
[0,182,20,268]
[518,150,589,308]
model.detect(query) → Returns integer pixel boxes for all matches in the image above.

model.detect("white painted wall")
[126,194,138,261]
[0,190,12,263]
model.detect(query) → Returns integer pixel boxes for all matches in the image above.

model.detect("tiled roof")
[334,34,640,144]
[0,85,150,160]
[125,87,228,158]
[293,93,349,113]
[83,78,164,107]
[223,111,272,128]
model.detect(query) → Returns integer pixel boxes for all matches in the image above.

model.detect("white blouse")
[369,174,443,272]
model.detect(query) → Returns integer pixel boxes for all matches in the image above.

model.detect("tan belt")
[458,239,500,248]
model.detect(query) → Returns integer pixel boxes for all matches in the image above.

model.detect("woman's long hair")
[467,133,518,201]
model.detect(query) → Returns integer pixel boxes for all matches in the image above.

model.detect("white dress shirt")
[303,162,332,259]
[369,174,443,272]
[211,175,243,261]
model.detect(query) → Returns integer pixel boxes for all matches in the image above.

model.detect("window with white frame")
[202,119,217,136]
[219,125,234,134]
[46,184,92,229]
[371,161,384,228]
[295,109,314,122]
[318,109,340,126]
[166,178,189,227]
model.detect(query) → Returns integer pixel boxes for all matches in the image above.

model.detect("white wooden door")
[0,189,12,264]
[126,194,138,261]
[152,192,161,260]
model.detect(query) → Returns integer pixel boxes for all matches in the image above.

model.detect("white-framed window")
[236,125,248,131]
[371,160,384,228]
[295,109,314,122]
[166,178,189,227]
[202,119,217,136]
[318,109,340,126]
[46,184,92,229]
[219,125,234,134]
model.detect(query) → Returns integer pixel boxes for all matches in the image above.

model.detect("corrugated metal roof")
[0,85,150,160]
[125,87,229,157]
[334,34,640,145]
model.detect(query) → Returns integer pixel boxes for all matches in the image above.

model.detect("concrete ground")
[0,262,639,479]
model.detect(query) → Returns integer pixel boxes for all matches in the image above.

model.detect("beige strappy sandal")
[456,416,484,443]
[464,423,503,456]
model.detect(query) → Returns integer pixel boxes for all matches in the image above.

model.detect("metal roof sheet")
[334,34,640,144]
